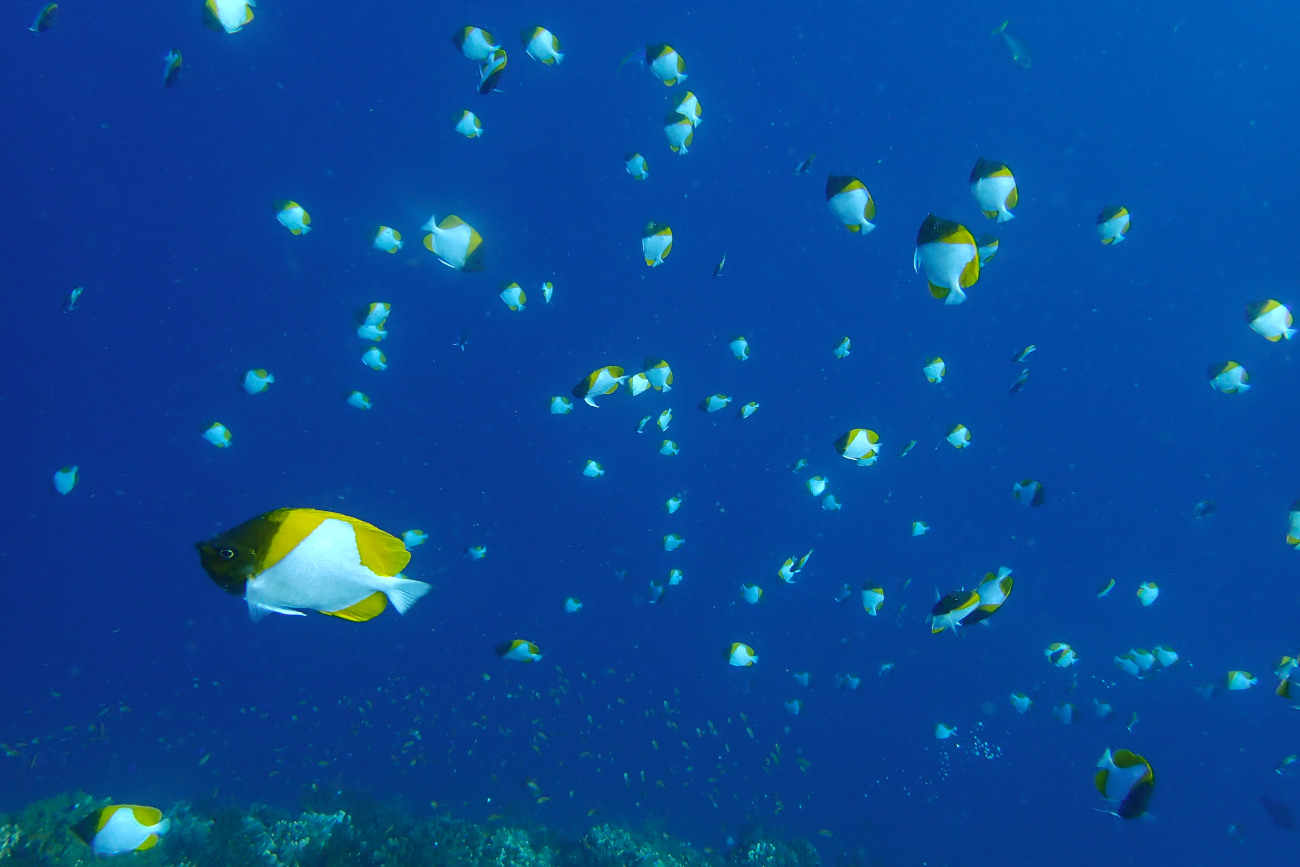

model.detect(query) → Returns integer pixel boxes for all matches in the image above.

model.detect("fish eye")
[218,547,237,560]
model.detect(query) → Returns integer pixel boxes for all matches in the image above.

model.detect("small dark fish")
[794,153,816,175]
[1009,369,1030,393]
[452,329,471,351]
[1260,796,1297,831]
[991,20,1032,70]
[1193,499,1218,518]
[712,253,726,278]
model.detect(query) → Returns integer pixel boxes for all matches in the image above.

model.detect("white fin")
[247,598,306,622]
[385,575,432,614]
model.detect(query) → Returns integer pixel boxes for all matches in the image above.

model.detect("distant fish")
[242,368,274,394]
[454,109,483,138]
[28,2,57,33]
[834,428,881,466]
[625,153,648,180]
[922,357,945,383]
[970,158,1018,221]
[728,642,757,667]
[520,27,563,64]
[713,253,727,278]
[496,640,543,662]
[663,112,694,154]
[931,589,979,634]
[452,26,500,62]
[825,175,876,234]
[573,366,627,407]
[964,567,1013,625]
[1013,344,1037,363]
[203,0,254,35]
[421,214,485,271]
[1246,299,1295,342]
[370,226,403,253]
[477,49,507,94]
[946,423,971,449]
[1194,500,1218,518]
[641,221,673,266]
[163,49,183,88]
[674,91,703,126]
[1011,479,1045,507]
[61,285,83,312]
[991,20,1032,69]
[1260,796,1298,832]
[794,154,816,176]
[833,337,851,358]
[52,465,78,495]
[274,200,311,235]
[914,214,979,304]
[1009,368,1030,393]
[1095,749,1155,820]
[644,44,688,85]
[1097,205,1130,244]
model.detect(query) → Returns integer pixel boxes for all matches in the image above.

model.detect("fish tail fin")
[386,575,432,614]
[991,20,1009,35]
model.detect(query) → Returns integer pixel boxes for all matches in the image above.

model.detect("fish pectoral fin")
[247,599,306,621]
[324,591,388,622]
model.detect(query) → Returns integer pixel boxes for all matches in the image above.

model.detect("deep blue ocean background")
[4,1,1300,864]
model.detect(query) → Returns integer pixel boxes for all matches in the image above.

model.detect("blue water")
[4,1,1300,864]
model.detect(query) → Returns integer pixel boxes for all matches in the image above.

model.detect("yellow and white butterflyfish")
[785,699,802,716]
[53,465,78,495]
[625,153,648,180]
[274,200,311,235]
[648,580,666,604]
[663,533,684,551]
[667,568,684,585]
[582,459,605,478]
[1093,699,1113,719]
[1095,749,1155,820]
[196,508,431,622]
[1114,652,1145,680]
[361,347,387,370]
[496,639,543,662]
[934,723,958,740]
[452,26,500,62]
[1287,498,1300,548]
[455,110,483,138]
[822,494,842,511]
[643,359,674,391]
[793,670,811,687]
[636,415,651,433]
[1045,642,1078,667]
[357,302,391,341]
[1130,648,1157,674]
[833,337,851,358]
[825,175,876,234]
[861,586,885,616]
[1226,670,1257,690]
[656,408,672,431]
[729,336,750,360]
[969,158,1018,222]
[1096,577,1116,597]
[898,440,917,458]
[833,428,880,466]
[645,44,688,85]
[728,642,757,667]
[778,550,813,583]
[805,475,828,497]
[699,393,732,412]
[1208,361,1250,393]
[946,424,971,449]
[564,597,582,613]
[663,113,694,154]
[204,0,253,34]
[838,673,862,690]
[1136,581,1159,606]
[741,583,763,604]
[1154,645,1180,667]
[521,27,563,64]
[573,366,627,406]
[499,281,527,311]
[369,226,402,253]
[421,214,485,271]
[1246,299,1295,341]
[466,545,487,560]
[29,2,57,32]
[914,214,979,304]
[930,589,979,634]
[550,396,573,414]
[163,49,183,88]
[665,495,682,514]
[911,521,929,536]
[477,48,508,94]
[790,458,808,473]
[673,91,702,126]
[1053,702,1076,724]
[964,567,1013,624]
[628,372,651,396]
[642,221,673,265]
[1096,205,1130,244]
[203,422,232,448]
[977,234,999,266]
[541,282,554,303]
[1010,692,1032,714]
[242,368,274,394]
[402,529,428,548]
[922,357,945,383]
[347,391,371,410]
[739,401,759,418]
[1011,479,1045,506]
[660,439,679,456]
[72,805,171,856]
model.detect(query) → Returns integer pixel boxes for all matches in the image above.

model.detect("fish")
[914,215,979,304]
[834,429,881,466]
[713,253,727,278]
[645,44,688,85]
[1153,645,1179,667]
[741,584,763,604]
[663,534,684,551]
[1287,498,1300,548]
[1095,749,1155,819]
[52,465,78,495]
[402,530,428,549]
[1136,581,1159,607]
[1246,299,1295,341]
[935,723,957,740]
[659,440,680,456]
[794,154,816,176]
[822,494,842,511]
[564,597,582,613]
[1009,369,1030,393]
[964,567,1013,624]
[739,402,759,419]
[203,0,253,34]
[72,805,170,855]
[454,110,483,138]
[541,282,554,303]
[663,113,694,154]
[1096,205,1130,244]
[1045,642,1078,667]
[477,49,508,94]
[628,372,651,396]
[1013,344,1037,363]
[825,175,876,233]
[991,20,1032,69]
[861,586,885,616]
[969,158,1018,221]
[452,26,500,62]
[203,422,232,448]
[625,153,648,180]
[946,424,971,449]
[347,391,371,409]
[549,396,573,414]
[911,521,929,536]
[196,508,430,622]
[729,336,750,360]
[1226,670,1257,690]
[833,337,851,358]
[496,640,543,662]
[421,214,485,271]
[369,226,403,253]
[1096,578,1116,598]
[357,302,391,341]
[657,409,672,431]
[1208,361,1250,393]
[793,671,811,686]
[163,50,183,87]
[931,590,980,634]
[452,330,471,351]
[976,235,999,266]
[728,643,757,667]
[361,347,387,370]
[274,200,311,235]
[28,2,57,32]
[667,568,684,585]
[778,550,813,583]
[897,440,916,458]
[582,460,605,478]
[641,221,673,266]
[521,27,563,64]
[61,285,83,312]
[790,458,808,473]
[665,495,682,514]
[1054,703,1076,724]
[499,282,526,311]
[922,357,945,383]
[1193,499,1217,518]
[805,476,828,497]
[674,91,703,126]
[1011,479,1045,506]
[466,545,487,560]
[700,394,732,413]
[242,368,274,394]
[785,699,802,716]
[1010,693,1032,714]
[643,359,674,391]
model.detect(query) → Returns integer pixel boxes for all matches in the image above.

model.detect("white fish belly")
[247,519,391,613]
[918,242,975,291]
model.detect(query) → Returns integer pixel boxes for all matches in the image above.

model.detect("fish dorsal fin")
[324,591,388,622]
